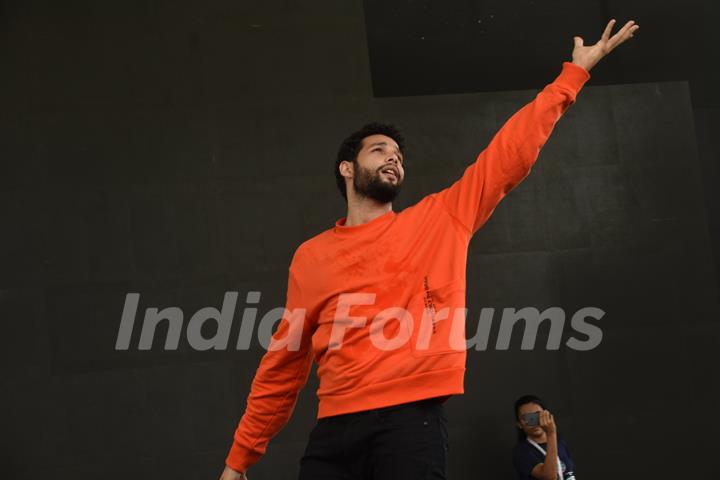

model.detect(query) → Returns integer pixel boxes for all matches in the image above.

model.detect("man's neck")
[527,431,548,444]
[344,195,392,227]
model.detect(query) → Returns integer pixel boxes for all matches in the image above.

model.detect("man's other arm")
[221,252,316,478]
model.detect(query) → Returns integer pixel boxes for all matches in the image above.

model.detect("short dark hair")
[334,122,406,200]
[514,394,547,420]
[514,394,547,441]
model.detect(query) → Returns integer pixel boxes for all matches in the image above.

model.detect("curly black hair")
[334,122,406,200]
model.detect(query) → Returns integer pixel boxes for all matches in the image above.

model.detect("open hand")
[572,19,640,72]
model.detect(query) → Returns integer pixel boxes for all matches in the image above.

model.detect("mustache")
[377,165,400,177]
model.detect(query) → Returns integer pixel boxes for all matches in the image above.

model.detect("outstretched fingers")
[601,19,617,42]
[607,20,639,51]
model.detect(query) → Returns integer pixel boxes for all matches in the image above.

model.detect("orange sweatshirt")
[226,61,590,473]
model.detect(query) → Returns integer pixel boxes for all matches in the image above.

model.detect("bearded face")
[352,159,403,204]
[346,134,405,204]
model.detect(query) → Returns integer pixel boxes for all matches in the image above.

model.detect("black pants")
[298,397,449,480]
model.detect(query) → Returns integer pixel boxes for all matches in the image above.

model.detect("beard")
[352,162,403,204]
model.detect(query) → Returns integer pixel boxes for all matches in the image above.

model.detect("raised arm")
[221,252,316,479]
[438,19,639,235]
[530,410,559,480]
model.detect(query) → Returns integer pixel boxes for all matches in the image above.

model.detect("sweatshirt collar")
[333,210,396,236]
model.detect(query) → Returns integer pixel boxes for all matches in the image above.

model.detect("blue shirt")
[512,437,576,479]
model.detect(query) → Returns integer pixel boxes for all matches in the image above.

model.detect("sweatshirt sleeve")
[437,62,590,235]
[225,251,316,473]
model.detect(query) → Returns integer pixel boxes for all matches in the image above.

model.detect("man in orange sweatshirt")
[220,19,639,480]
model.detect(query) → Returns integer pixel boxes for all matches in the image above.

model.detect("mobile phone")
[522,412,540,427]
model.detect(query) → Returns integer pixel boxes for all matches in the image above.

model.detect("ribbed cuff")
[556,61,591,95]
[225,441,262,474]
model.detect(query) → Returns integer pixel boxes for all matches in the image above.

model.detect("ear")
[516,420,523,430]
[339,160,354,179]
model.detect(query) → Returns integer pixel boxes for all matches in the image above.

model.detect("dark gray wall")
[1,1,718,479]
